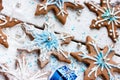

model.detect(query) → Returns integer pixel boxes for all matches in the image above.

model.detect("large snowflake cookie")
[35,0,84,24]
[0,55,51,80]
[85,0,120,42]
[71,36,120,80]
[17,23,74,68]
[0,14,21,48]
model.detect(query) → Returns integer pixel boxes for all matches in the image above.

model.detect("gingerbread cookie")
[85,0,120,42]
[71,36,120,80]
[0,0,3,10]
[17,23,74,68]
[0,14,21,48]
[0,54,51,80]
[35,0,84,24]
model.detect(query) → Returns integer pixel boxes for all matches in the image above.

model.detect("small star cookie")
[35,0,84,24]
[71,36,120,80]
[0,14,21,48]
[85,0,120,42]
[0,54,51,80]
[18,23,74,68]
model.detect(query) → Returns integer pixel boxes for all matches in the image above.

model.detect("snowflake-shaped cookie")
[85,0,120,42]
[71,36,120,80]
[35,0,84,24]
[0,14,21,48]
[18,23,74,68]
[0,55,51,80]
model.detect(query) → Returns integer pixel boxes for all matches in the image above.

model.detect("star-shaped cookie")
[18,23,74,68]
[35,0,84,24]
[71,36,120,80]
[85,0,120,42]
[0,54,51,80]
[0,14,21,48]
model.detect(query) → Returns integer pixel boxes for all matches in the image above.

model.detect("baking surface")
[0,0,120,80]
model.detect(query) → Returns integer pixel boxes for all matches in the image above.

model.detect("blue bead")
[102,9,116,21]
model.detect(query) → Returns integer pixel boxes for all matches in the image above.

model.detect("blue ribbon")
[50,71,62,80]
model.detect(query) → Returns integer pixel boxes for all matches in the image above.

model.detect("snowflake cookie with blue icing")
[0,54,51,80]
[35,0,84,24]
[71,36,120,80]
[85,0,120,42]
[17,23,74,68]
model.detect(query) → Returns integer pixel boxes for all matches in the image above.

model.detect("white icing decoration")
[89,1,105,13]
[3,40,6,42]
[111,21,115,38]
[103,0,106,3]
[0,32,6,42]
[38,0,80,16]
[0,56,50,80]
[0,15,7,26]
[57,8,67,16]
[79,40,120,79]
[59,33,72,41]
